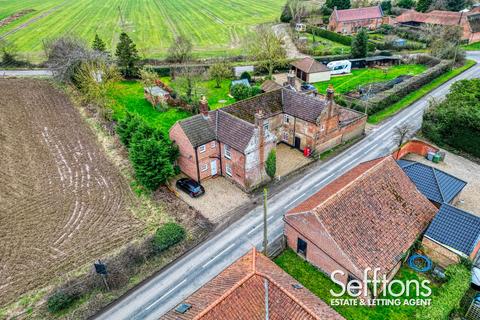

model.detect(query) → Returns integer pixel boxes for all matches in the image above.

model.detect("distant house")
[284,156,437,295]
[169,88,366,191]
[395,8,480,44]
[423,204,480,267]
[162,249,345,320]
[290,57,331,83]
[397,159,467,207]
[328,6,385,34]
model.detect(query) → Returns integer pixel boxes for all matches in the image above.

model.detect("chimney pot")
[199,95,209,119]
[326,84,335,100]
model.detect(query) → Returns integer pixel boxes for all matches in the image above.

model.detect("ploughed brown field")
[0,79,143,306]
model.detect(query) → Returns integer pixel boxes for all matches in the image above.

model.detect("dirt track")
[0,79,143,306]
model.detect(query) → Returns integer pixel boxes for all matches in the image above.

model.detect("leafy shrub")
[240,71,252,82]
[152,223,186,253]
[47,291,77,313]
[250,86,262,96]
[116,113,143,147]
[231,84,252,101]
[423,79,480,157]
[265,149,276,179]
[416,264,470,320]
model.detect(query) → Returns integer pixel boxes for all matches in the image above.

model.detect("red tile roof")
[396,9,466,25]
[286,156,438,276]
[161,249,344,320]
[334,6,383,22]
[291,57,330,73]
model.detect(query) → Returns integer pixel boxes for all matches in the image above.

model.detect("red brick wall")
[169,123,198,181]
[394,140,439,160]
[422,237,460,268]
[197,140,220,181]
[220,142,246,188]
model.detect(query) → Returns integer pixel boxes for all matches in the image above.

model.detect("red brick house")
[328,6,385,34]
[169,88,366,191]
[395,8,480,44]
[284,156,437,295]
[162,248,344,320]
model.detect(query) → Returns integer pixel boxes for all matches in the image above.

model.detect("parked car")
[301,82,317,92]
[176,178,205,198]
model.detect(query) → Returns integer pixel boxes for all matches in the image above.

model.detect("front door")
[211,160,217,176]
[294,136,301,150]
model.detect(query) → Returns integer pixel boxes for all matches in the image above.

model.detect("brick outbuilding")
[284,156,437,296]
[328,6,385,34]
[169,88,366,191]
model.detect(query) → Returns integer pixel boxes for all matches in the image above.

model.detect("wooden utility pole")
[263,188,268,256]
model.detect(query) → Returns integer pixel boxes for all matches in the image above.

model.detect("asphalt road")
[95,52,480,320]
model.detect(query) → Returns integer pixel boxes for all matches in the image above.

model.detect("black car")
[176,178,205,198]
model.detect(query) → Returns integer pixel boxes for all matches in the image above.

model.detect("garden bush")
[152,223,186,253]
[423,79,480,158]
[416,264,470,320]
[47,291,77,313]
[240,71,252,82]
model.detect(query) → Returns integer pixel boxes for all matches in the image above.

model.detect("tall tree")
[397,0,415,9]
[247,25,286,79]
[265,149,276,180]
[115,32,140,78]
[445,0,470,11]
[92,34,107,52]
[416,0,433,12]
[166,35,193,64]
[208,61,232,88]
[351,28,369,58]
[325,0,351,9]
[381,0,392,14]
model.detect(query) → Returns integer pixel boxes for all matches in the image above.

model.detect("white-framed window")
[199,145,206,153]
[211,141,216,149]
[282,131,289,142]
[263,120,269,131]
[224,144,232,159]
[226,163,232,176]
[201,163,208,172]
[284,114,290,124]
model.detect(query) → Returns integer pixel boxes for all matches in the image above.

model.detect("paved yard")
[175,176,250,223]
[276,143,312,178]
[405,150,480,215]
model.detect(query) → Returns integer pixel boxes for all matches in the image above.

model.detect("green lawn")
[313,64,428,95]
[462,41,480,51]
[160,77,236,110]
[275,249,440,320]
[0,0,284,62]
[368,59,477,124]
[303,32,351,56]
[106,81,190,135]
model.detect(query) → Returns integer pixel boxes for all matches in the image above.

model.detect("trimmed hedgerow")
[152,223,186,253]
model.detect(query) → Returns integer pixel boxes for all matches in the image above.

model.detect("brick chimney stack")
[199,95,209,119]
[287,71,296,89]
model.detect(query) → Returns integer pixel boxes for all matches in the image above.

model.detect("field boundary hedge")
[343,56,453,115]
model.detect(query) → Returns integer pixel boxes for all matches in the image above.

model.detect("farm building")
[395,8,480,44]
[397,159,467,207]
[422,204,480,267]
[169,88,366,191]
[284,156,438,296]
[290,57,331,83]
[162,249,344,320]
[328,6,386,34]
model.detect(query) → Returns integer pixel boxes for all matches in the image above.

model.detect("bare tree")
[166,35,193,64]
[173,66,206,107]
[44,36,108,82]
[246,25,286,79]
[393,123,415,158]
[288,0,307,24]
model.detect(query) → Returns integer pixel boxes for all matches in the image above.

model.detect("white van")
[327,60,352,75]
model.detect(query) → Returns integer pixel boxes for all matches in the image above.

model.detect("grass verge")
[368,59,477,124]
[274,249,439,320]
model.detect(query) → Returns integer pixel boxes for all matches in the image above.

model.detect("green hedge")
[152,223,186,253]
[416,264,470,320]
[350,59,453,115]
[423,78,480,157]
[307,26,376,52]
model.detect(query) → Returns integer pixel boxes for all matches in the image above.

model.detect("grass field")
[462,41,480,51]
[304,32,351,56]
[313,64,428,94]
[0,0,284,61]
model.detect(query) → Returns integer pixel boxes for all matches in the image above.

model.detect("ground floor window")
[297,238,307,256]
[282,131,289,142]
[201,163,208,172]
[226,163,232,176]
